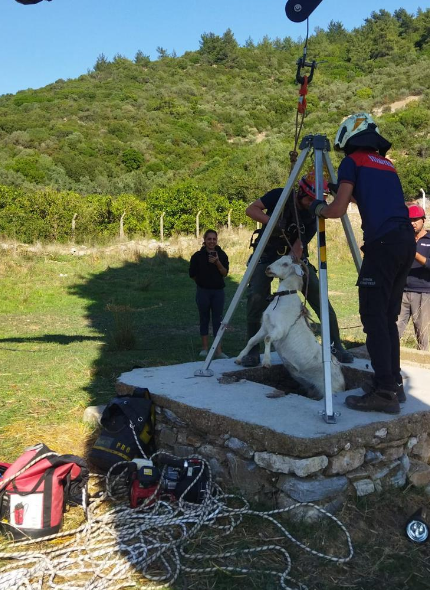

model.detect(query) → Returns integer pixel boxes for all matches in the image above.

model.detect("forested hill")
[0,9,430,215]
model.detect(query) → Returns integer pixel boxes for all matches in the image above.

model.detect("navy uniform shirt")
[404,230,430,293]
[337,149,409,243]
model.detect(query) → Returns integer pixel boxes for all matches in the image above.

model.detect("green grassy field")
[0,226,365,459]
[0,227,427,590]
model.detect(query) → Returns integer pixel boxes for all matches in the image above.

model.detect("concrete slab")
[118,354,430,455]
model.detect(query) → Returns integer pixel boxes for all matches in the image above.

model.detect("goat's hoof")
[306,388,323,401]
[234,358,242,365]
[262,362,272,369]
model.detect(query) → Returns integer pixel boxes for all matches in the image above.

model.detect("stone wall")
[155,405,430,517]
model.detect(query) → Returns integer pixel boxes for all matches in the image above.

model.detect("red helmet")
[408,205,426,219]
[298,171,329,200]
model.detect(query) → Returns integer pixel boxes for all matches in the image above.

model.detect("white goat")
[236,255,345,399]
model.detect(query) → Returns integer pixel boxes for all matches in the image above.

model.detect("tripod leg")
[194,147,311,377]
[314,147,336,423]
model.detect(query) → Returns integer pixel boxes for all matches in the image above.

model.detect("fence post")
[71,213,78,242]
[420,188,426,214]
[119,212,126,240]
[160,212,166,242]
[196,210,202,239]
[228,208,232,231]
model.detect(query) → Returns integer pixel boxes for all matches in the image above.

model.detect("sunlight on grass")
[0,228,365,459]
[0,228,428,590]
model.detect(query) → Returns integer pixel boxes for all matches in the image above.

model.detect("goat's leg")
[262,335,272,368]
[235,327,266,364]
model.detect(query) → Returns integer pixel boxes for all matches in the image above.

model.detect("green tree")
[93,53,109,72]
[199,29,238,65]
[327,20,348,42]
[156,47,169,59]
[122,148,144,172]
[134,50,151,66]
[394,8,416,37]
[8,156,46,183]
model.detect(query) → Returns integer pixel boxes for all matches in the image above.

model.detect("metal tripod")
[194,134,362,424]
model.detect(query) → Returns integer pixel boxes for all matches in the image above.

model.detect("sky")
[1,0,428,96]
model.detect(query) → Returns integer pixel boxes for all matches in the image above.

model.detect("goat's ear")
[293,264,304,277]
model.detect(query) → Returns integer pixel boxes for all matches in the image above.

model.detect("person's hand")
[208,251,218,264]
[309,199,328,218]
[328,182,338,195]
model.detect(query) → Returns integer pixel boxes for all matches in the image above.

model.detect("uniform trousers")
[357,226,416,390]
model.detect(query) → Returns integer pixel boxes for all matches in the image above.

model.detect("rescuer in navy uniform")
[311,113,416,414]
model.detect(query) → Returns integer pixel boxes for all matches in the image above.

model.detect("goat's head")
[265,255,304,287]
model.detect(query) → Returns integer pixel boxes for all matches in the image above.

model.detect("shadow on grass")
[68,248,245,408]
[0,334,102,349]
[65,247,249,588]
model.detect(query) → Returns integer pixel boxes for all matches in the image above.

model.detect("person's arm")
[189,253,198,281]
[209,251,228,276]
[216,259,228,277]
[246,199,270,224]
[415,237,430,267]
[415,252,428,266]
[320,182,353,219]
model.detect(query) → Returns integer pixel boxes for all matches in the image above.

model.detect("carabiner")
[296,56,317,86]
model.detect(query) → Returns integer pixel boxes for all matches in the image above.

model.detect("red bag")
[0,443,88,540]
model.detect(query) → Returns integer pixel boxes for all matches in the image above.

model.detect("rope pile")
[0,454,353,590]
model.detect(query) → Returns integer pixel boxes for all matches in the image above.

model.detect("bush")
[144,182,249,237]
[122,148,144,172]
[0,185,150,243]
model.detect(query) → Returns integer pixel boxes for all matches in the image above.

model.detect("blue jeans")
[195,286,225,337]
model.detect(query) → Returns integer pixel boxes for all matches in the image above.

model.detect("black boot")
[241,345,260,367]
[346,386,400,414]
[331,342,354,364]
[396,379,406,403]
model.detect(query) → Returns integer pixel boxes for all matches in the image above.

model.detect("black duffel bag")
[89,388,155,471]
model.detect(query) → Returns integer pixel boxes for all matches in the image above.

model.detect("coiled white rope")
[0,453,353,590]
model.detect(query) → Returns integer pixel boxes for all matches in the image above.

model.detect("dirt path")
[373,95,421,116]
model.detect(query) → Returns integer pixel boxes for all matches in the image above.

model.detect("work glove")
[328,182,338,195]
[309,199,328,218]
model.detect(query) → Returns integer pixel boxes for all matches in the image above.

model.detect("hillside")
[0,8,430,241]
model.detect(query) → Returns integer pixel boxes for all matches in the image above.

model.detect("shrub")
[122,148,144,172]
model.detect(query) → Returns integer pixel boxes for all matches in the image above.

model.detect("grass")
[0,224,426,589]
[0,226,365,458]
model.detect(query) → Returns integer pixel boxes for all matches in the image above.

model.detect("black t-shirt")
[189,245,229,289]
[255,188,317,260]
[404,231,430,293]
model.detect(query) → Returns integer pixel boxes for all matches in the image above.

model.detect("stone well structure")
[86,350,430,518]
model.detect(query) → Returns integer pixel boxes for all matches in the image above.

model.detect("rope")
[0,453,353,590]
[129,422,148,460]
[276,200,311,311]
[289,19,310,172]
